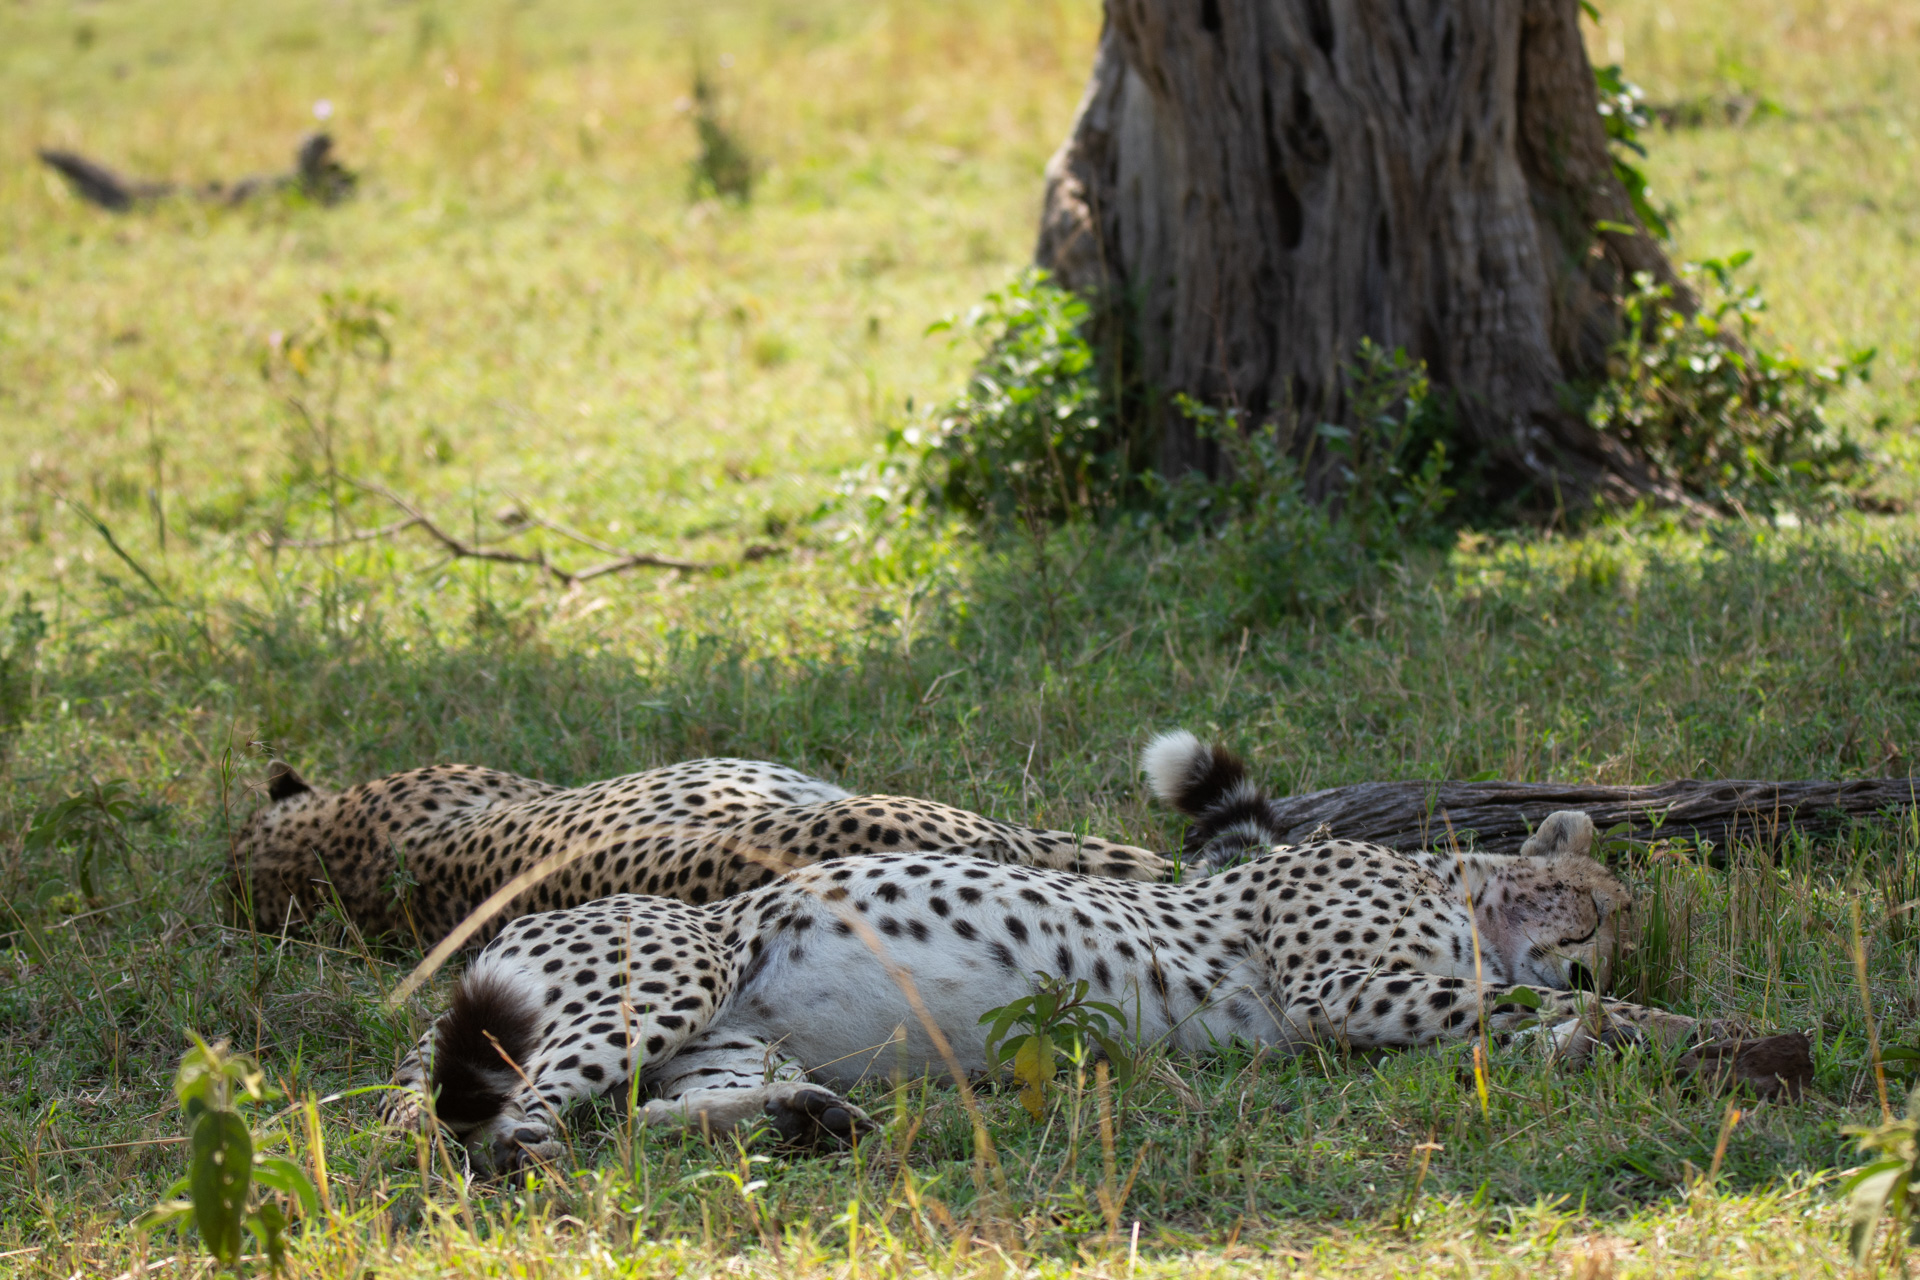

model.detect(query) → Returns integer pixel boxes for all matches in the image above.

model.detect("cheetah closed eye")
[228,755,1171,948]
[385,731,1795,1174]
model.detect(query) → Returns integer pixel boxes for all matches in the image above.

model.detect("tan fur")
[227,757,1170,947]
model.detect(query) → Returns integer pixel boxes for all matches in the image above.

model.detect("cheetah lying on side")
[388,731,1803,1172]
[230,757,1169,948]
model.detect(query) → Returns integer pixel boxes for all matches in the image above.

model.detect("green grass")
[3,0,1920,1275]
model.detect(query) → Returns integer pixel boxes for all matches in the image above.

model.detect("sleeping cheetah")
[387,731,1780,1171]
[229,757,1169,948]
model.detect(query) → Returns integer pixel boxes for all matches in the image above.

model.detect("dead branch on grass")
[266,480,779,585]
[38,133,355,211]
[1248,775,1920,856]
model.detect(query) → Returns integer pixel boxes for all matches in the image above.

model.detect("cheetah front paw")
[759,1082,873,1149]
[473,1116,567,1178]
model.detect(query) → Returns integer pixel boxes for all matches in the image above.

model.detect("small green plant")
[1840,1084,1919,1268]
[1586,255,1872,512]
[1170,339,1456,551]
[922,270,1125,521]
[688,67,752,202]
[1593,62,1670,240]
[1152,339,1458,624]
[1313,339,1457,548]
[979,974,1134,1121]
[0,595,46,764]
[139,1036,318,1275]
[23,777,145,906]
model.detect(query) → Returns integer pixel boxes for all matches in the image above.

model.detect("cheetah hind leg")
[378,1026,440,1132]
[640,1028,873,1150]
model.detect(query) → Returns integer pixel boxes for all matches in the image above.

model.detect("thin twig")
[270,516,424,548]
[506,499,628,556]
[506,492,772,573]
[267,480,746,584]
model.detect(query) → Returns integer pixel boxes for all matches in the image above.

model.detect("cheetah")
[387,730,1789,1172]
[230,756,1170,949]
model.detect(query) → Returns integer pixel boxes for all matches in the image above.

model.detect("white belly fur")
[721,870,1292,1091]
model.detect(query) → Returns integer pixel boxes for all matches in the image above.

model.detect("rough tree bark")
[1035,0,1687,505]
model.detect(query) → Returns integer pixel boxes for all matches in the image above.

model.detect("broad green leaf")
[252,1154,320,1218]
[1500,987,1544,1010]
[247,1202,290,1275]
[1012,1034,1053,1122]
[1843,1161,1907,1264]
[189,1109,253,1267]
[1093,1034,1135,1086]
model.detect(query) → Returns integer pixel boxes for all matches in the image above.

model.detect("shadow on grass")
[0,517,1915,1241]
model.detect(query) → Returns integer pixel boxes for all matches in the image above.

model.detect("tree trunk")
[1035,0,1687,506]
[1230,776,1920,856]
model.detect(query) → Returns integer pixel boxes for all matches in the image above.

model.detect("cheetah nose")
[1565,961,1598,992]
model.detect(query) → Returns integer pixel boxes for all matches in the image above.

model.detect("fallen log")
[1255,776,1919,855]
[38,133,355,211]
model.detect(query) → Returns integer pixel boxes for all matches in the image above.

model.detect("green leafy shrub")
[1309,339,1457,547]
[1586,255,1872,512]
[1155,340,1459,622]
[980,974,1135,1121]
[920,270,1127,521]
[1841,1085,1919,1267]
[139,1036,319,1274]
[1594,62,1670,240]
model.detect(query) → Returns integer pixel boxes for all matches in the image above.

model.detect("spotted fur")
[386,733,1706,1173]
[229,757,1170,948]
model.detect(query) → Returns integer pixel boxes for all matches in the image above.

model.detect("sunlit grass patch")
[3,0,1920,1273]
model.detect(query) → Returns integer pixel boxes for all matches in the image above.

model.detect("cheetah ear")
[266,761,313,802]
[1519,810,1594,860]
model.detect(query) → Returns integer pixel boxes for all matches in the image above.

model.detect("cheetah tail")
[1141,730,1283,869]
[427,972,541,1131]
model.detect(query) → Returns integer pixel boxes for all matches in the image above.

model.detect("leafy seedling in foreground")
[138,1035,318,1274]
[1840,1083,1920,1267]
[980,974,1134,1121]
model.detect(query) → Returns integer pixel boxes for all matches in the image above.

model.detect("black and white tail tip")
[427,973,540,1131]
[1140,730,1283,870]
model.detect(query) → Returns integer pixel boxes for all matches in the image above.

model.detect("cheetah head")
[224,761,336,932]
[1480,810,1633,991]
